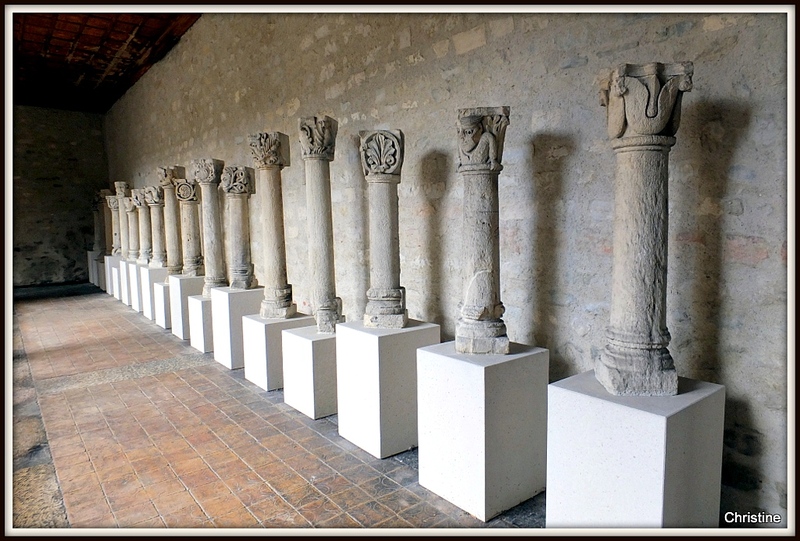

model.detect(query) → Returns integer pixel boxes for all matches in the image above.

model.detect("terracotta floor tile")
[339,464,381,486]
[170,456,207,477]
[358,476,403,499]
[144,477,189,499]
[310,473,354,496]
[373,515,414,528]
[151,488,198,516]
[125,444,162,463]
[197,493,245,518]
[318,512,362,528]
[398,501,446,528]
[130,516,166,528]
[212,507,261,528]
[329,485,373,510]
[106,487,150,511]
[348,500,397,527]
[251,500,312,528]
[282,483,327,509]
[296,496,343,525]
[71,513,118,528]
[267,470,309,496]
[376,487,422,514]
[179,465,221,490]
[112,500,159,525]
[160,502,209,527]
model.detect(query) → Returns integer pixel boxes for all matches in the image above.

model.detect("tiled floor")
[11,283,545,530]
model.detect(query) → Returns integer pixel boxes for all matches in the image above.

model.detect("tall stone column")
[192,158,227,296]
[145,185,167,268]
[91,191,107,253]
[300,115,342,333]
[115,182,130,260]
[454,107,511,355]
[158,166,183,274]
[123,196,139,263]
[248,131,296,318]
[221,165,255,289]
[132,189,152,266]
[595,61,694,397]
[359,130,408,328]
[175,175,204,276]
[101,189,114,255]
[106,195,121,255]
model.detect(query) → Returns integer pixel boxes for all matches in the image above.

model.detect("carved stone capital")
[131,189,146,208]
[221,166,254,195]
[144,185,164,206]
[122,196,135,213]
[299,115,337,161]
[456,106,510,173]
[600,61,693,139]
[174,178,198,202]
[249,132,290,169]
[114,181,129,197]
[191,158,224,186]
[106,195,119,211]
[359,129,404,178]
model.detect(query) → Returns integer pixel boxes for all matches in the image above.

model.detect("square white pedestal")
[153,281,171,329]
[169,275,205,340]
[336,319,441,459]
[119,260,131,306]
[210,287,263,369]
[104,255,117,296]
[128,263,144,312]
[282,326,338,420]
[189,295,214,353]
[87,250,100,285]
[111,264,121,300]
[546,370,725,528]
[242,313,315,391]
[141,267,169,321]
[95,259,107,291]
[417,341,549,522]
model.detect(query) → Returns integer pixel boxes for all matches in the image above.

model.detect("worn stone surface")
[145,185,167,267]
[193,158,227,295]
[123,195,139,262]
[221,164,255,289]
[132,188,152,265]
[105,195,121,256]
[158,166,184,274]
[175,174,204,276]
[115,182,130,261]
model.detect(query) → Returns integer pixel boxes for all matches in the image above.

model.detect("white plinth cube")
[336,319,441,459]
[546,370,725,528]
[169,275,205,340]
[242,313,315,391]
[282,326,338,420]
[105,255,118,297]
[153,281,171,329]
[95,259,107,291]
[188,295,214,353]
[140,267,169,321]
[119,260,131,305]
[210,287,263,369]
[417,341,549,522]
[87,250,100,285]
[129,263,144,312]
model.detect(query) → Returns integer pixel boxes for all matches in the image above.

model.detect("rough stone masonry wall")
[103,12,788,523]
[13,106,109,286]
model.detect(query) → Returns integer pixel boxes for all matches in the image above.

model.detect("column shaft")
[163,185,182,274]
[126,208,139,262]
[118,196,129,260]
[137,204,152,265]
[180,201,203,276]
[226,194,253,289]
[107,199,121,255]
[199,182,226,294]
[149,204,167,267]
[259,166,295,317]
[305,158,339,330]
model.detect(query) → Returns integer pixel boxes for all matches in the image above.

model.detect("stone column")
[192,158,227,296]
[101,189,114,255]
[106,195,121,255]
[145,185,167,268]
[115,182,130,260]
[91,191,107,253]
[175,175,204,276]
[132,189,152,266]
[123,196,139,263]
[300,115,342,333]
[454,107,511,355]
[248,131,296,318]
[221,165,255,289]
[595,61,694,397]
[359,129,408,328]
[158,166,184,274]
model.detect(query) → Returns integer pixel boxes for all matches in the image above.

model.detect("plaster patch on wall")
[433,39,450,58]
[489,17,514,39]
[452,25,486,55]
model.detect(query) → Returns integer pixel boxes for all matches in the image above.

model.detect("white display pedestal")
[105,255,118,297]
[153,281,171,329]
[95,259,107,291]
[129,263,144,312]
[111,262,121,300]
[87,250,100,285]
[141,267,169,321]
[188,295,214,353]
[119,260,131,306]
[417,341,549,522]
[169,275,205,340]
[336,320,441,459]
[282,326,338,420]
[242,313,315,391]
[210,287,263,370]
[546,370,725,528]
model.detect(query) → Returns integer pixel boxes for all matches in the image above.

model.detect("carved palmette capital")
[131,189,146,208]
[359,130,404,179]
[106,195,119,211]
[221,166,255,195]
[456,106,510,173]
[144,185,164,206]
[600,62,693,139]
[174,178,198,202]
[249,132,290,169]
[299,115,338,160]
[122,196,135,213]
[114,181,129,197]
[191,158,224,185]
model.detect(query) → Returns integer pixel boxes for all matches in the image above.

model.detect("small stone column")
[145,185,167,267]
[193,158,227,296]
[221,165,255,289]
[248,132,296,318]
[595,61,694,397]
[158,166,184,274]
[123,195,139,263]
[175,175,204,276]
[454,107,511,355]
[101,189,114,255]
[91,191,107,253]
[106,194,121,255]
[360,130,408,328]
[300,115,342,333]
[132,189,152,266]
[115,182,130,260]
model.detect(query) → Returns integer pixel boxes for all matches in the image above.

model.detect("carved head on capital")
[249,132,290,169]
[359,130,404,177]
[122,197,135,213]
[130,189,146,208]
[221,166,254,195]
[144,185,164,206]
[191,159,224,185]
[114,181,129,197]
[456,107,509,172]
[299,115,337,161]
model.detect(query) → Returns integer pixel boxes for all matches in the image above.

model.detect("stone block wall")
[103,12,788,523]
[13,106,110,286]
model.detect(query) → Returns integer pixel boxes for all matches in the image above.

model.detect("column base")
[260,300,298,319]
[546,370,725,527]
[188,295,214,353]
[455,318,510,354]
[363,310,409,329]
[129,263,145,313]
[315,299,345,333]
[210,287,264,369]
[282,326,337,419]
[337,320,441,459]
[242,312,315,391]
[596,345,678,396]
[141,267,169,321]
[417,341,549,521]
[168,275,205,340]
[153,281,171,329]
[119,260,131,305]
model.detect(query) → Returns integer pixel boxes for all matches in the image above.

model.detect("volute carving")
[221,166,254,195]
[191,158,223,185]
[174,178,198,202]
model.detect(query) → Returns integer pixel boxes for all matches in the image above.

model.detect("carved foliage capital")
[144,185,164,206]
[174,178,198,202]
[249,132,290,169]
[456,106,510,173]
[359,130,404,177]
[600,62,693,139]
[106,195,119,211]
[191,158,224,185]
[221,166,254,195]
[299,115,337,160]
[122,197,135,213]
[114,181,129,197]
[131,189,146,208]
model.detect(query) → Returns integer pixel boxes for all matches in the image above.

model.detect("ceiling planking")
[13,12,201,114]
